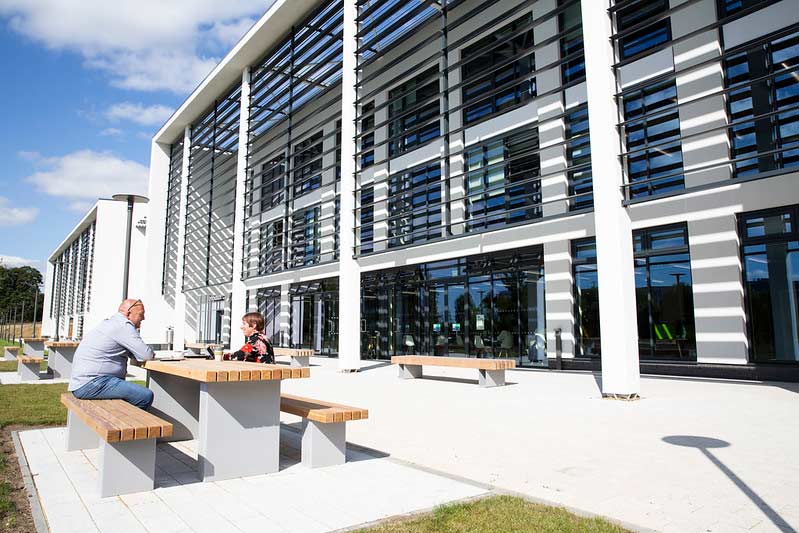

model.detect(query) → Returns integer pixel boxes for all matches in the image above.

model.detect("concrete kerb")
[10,431,49,533]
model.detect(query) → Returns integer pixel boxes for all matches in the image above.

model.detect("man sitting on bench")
[68,299,155,410]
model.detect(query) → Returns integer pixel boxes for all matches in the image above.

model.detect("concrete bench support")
[48,344,79,379]
[398,363,423,379]
[18,359,42,381]
[3,346,19,361]
[99,439,156,498]
[290,355,310,368]
[22,340,45,358]
[301,419,346,468]
[479,369,506,388]
[65,411,99,451]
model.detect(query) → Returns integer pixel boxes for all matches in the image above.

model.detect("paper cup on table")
[214,349,224,362]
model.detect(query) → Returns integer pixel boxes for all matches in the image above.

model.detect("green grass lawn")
[0,361,48,373]
[356,495,629,533]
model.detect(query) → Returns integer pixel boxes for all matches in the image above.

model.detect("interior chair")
[497,330,514,358]
[473,336,485,358]
[403,334,415,354]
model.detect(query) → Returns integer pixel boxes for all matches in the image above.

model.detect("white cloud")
[0,254,42,270]
[0,0,270,94]
[105,102,174,127]
[0,196,38,226]
[17,150,41,161]
[24,150,148,202]
[99,127,123,137]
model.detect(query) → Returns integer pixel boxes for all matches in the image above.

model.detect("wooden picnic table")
[143,359,310,482]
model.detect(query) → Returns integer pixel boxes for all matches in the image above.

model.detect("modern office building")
[42,198,148,340]
[140,0,799,393]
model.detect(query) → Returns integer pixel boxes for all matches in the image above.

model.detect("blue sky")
[0,1,269,272]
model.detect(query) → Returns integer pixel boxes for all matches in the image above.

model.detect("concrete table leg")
[23,341,45,358]
[478,369,506,388]
[290,355,310,367]
[147,372,200,442]
[3,348,17,361]
[18,361,40,381]
[398,364,422,379]
[197,380,280,482]
[49,347,76,379]
[65,411,99,451]
[99,439,156,497]
[300,420,346,468]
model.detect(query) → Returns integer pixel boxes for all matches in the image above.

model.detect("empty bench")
[280,394,368,467]
[3,345,19,361]
[18,356,44,381]
[61,393,173,497]
[391,355,516,388]
[274,347,314,367]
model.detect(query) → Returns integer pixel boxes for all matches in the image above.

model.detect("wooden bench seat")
[17,356,44,381]
[280,394,368,467]
[273,347,314,367]
[391,355,516,387]
[61,393,173,497]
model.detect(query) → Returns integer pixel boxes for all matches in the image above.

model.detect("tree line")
[0,263,44,323]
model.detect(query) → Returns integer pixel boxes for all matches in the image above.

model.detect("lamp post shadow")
[662,435,794,532]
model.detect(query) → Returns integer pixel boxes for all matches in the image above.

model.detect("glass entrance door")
[427,283,466,357]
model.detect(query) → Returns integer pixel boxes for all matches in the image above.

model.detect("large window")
[573,239,600,357]
[461,14,536,125]
[464,127,542,231]
[293,131,323,197]
[724,30,799,178]
[255,287,282,346]
[634,224,696,360]
[623,79,684,199]
[291,206,321,267]
[616,0,671,60]
[360,185,374,255]
[258,219,285,276]
[361,101,375,168]
[387,163,442,248]
[388,67,440,156]
[739,206,799,363]
[565,104,592,210]
[360,248,546,367]
[259,155,286,211]
[559,0,585,85]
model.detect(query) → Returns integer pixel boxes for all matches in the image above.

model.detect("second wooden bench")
[280,394,368,467]
[391,355,516,387]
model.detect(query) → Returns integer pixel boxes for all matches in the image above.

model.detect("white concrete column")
[173,126,193,350]
[581,0,640,396]
[372,92,390,252]
[230,68,252,350]
[338,0,361,370]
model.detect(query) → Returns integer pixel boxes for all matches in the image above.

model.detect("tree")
[0,263,44,322]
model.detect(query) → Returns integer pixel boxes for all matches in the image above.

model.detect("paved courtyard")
[11,359,799,532]
[280,359,798,533]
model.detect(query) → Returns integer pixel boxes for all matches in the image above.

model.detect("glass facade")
[388,67,440,156]
[724,30,799,178]
[740,206,799,363]
[255,287,282,346]
[615,0,671,60]
[387,162,442,248]
[565,104,592,210]
[361,247,546,367]
[290,278,339,356]
[464,126,542,231]
[559,0,585,85]
[622,79,684,199]
[633,224,696,360]
[573,239,600,357]
[461,13,536,125]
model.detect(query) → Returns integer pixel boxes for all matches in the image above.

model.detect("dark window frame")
[616,0,672,61]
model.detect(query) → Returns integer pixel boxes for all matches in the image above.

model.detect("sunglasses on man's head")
[126,299,142,313]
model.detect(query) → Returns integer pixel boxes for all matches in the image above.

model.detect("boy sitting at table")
[225,312,275,364]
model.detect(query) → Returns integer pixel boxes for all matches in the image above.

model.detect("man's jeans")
[72,375,154,410]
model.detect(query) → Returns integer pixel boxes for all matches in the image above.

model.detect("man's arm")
[116,322,155,362]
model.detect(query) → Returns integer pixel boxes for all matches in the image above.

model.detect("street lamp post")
[111,194,149,300]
